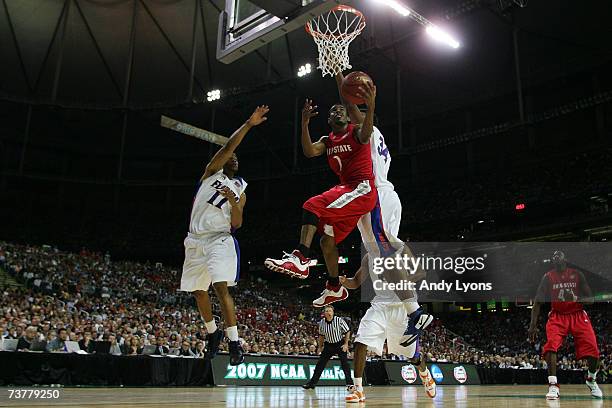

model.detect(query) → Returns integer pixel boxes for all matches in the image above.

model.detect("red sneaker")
[264,250,310,279]
[312,283,348,307]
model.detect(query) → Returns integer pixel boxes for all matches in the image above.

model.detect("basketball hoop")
[306,5,366,77]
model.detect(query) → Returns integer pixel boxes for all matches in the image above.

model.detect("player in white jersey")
[334,74,435,402]
[341,257,436,402]
[179,105,269,366]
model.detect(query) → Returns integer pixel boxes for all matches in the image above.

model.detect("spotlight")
[207,89,221,102]
[426,25,460,49]
[297,63,312,78]
[372,0,411,17]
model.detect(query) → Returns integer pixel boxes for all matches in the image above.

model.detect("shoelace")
[281,251,295,260]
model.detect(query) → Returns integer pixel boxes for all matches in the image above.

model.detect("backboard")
[217,0,340,64]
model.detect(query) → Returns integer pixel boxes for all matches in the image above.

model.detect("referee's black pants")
[309,341,353,385]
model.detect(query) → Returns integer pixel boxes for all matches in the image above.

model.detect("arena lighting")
[297,63,312,77]
[426,25,460,49]
[206,89,220,102]
[372,0,411,17]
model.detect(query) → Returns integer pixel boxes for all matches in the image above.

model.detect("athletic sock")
[328,276,340,289]
[226,326,239,342]
[354,377,363,391]
[587,371,597,382]
[297,244,310,258]
[548,375,558,385]
[204,320,217,334]
[403,301,420,316]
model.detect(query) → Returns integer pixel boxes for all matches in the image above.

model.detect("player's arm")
[335,73,365,125]
[301,99,326,158]
[528,274,550,342]
[201,106,269,180]
[342,330,351,352]
[577,270,594,305]
[218,188,246,230]
[340,255,370,289]
[353,81,376,144]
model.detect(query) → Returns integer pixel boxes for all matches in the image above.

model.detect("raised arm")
[353,81,376,144]
[528,274,550,343]
[335,73,365,125]
[301,99,326,158]
[202,106,269,180]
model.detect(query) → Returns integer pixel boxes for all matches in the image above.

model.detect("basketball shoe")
[264,250,310,279]
[205,329,223,359]
[312,282,348,307]
[345,385,365,403]
[400,307,434,347]
[586,376,603,398]
[228,340,245,366]
[419,367,437,398]
[546,384,560,400]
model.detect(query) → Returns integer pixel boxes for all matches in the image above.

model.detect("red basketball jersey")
[546,268,583,314]
[324,124,374,185]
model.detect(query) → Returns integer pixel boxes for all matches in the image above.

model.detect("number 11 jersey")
[189,169,247,234]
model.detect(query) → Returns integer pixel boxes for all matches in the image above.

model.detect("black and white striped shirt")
[318,316,350,344]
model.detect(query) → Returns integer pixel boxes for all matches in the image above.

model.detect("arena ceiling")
[1,0,611,114]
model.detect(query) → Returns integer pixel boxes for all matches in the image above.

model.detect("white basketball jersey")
[370,127,394,191]
[189,170,247,234]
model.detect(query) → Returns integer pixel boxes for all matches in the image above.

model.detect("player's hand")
[527,326,537,343]
[341,344,349,353]
[247,105,269,127]
[339,275,357,289]
[218,186,238,207]
[356,81,376,107]
[302,99,318,123]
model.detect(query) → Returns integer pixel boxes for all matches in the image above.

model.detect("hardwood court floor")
[1,385,609,407]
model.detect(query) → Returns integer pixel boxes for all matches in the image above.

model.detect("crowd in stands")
[0,241,610,381]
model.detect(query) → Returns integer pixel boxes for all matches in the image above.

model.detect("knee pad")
[302,209,319,227]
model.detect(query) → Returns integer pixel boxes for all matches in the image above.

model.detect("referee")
[303,305,353,389]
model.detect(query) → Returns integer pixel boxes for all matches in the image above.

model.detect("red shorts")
[542,310,599,360]
[303,179,377,244]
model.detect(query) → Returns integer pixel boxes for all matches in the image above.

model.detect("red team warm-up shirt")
[545,267,583,314]
[323,123,374,185]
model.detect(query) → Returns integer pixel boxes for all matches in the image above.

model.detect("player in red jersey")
[265,82,379,307]
[528,251,603,400]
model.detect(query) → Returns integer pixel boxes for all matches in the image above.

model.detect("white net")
[306,5,366,77]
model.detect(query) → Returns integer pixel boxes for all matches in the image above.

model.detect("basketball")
[341,71,374,105]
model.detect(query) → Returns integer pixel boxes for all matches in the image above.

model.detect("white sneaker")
[419,368,436,398]
[546,384,560,400]
[264,250,310,279]
[312,283,348,308]
[586,379,603,398]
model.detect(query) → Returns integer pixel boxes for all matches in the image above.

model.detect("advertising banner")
[385,361,480,385]
[212,354,357,386]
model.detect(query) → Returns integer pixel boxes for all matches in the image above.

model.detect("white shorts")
[355,302,417,358]
[179,232,240,292]
[377,188,402,238]
[358,188,403,258]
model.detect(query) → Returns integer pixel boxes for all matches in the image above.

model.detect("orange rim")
[305,5,366,40]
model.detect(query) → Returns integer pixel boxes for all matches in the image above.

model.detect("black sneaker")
[229,340,245,366]
[302,383,315,389]
[205,329,223,359]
